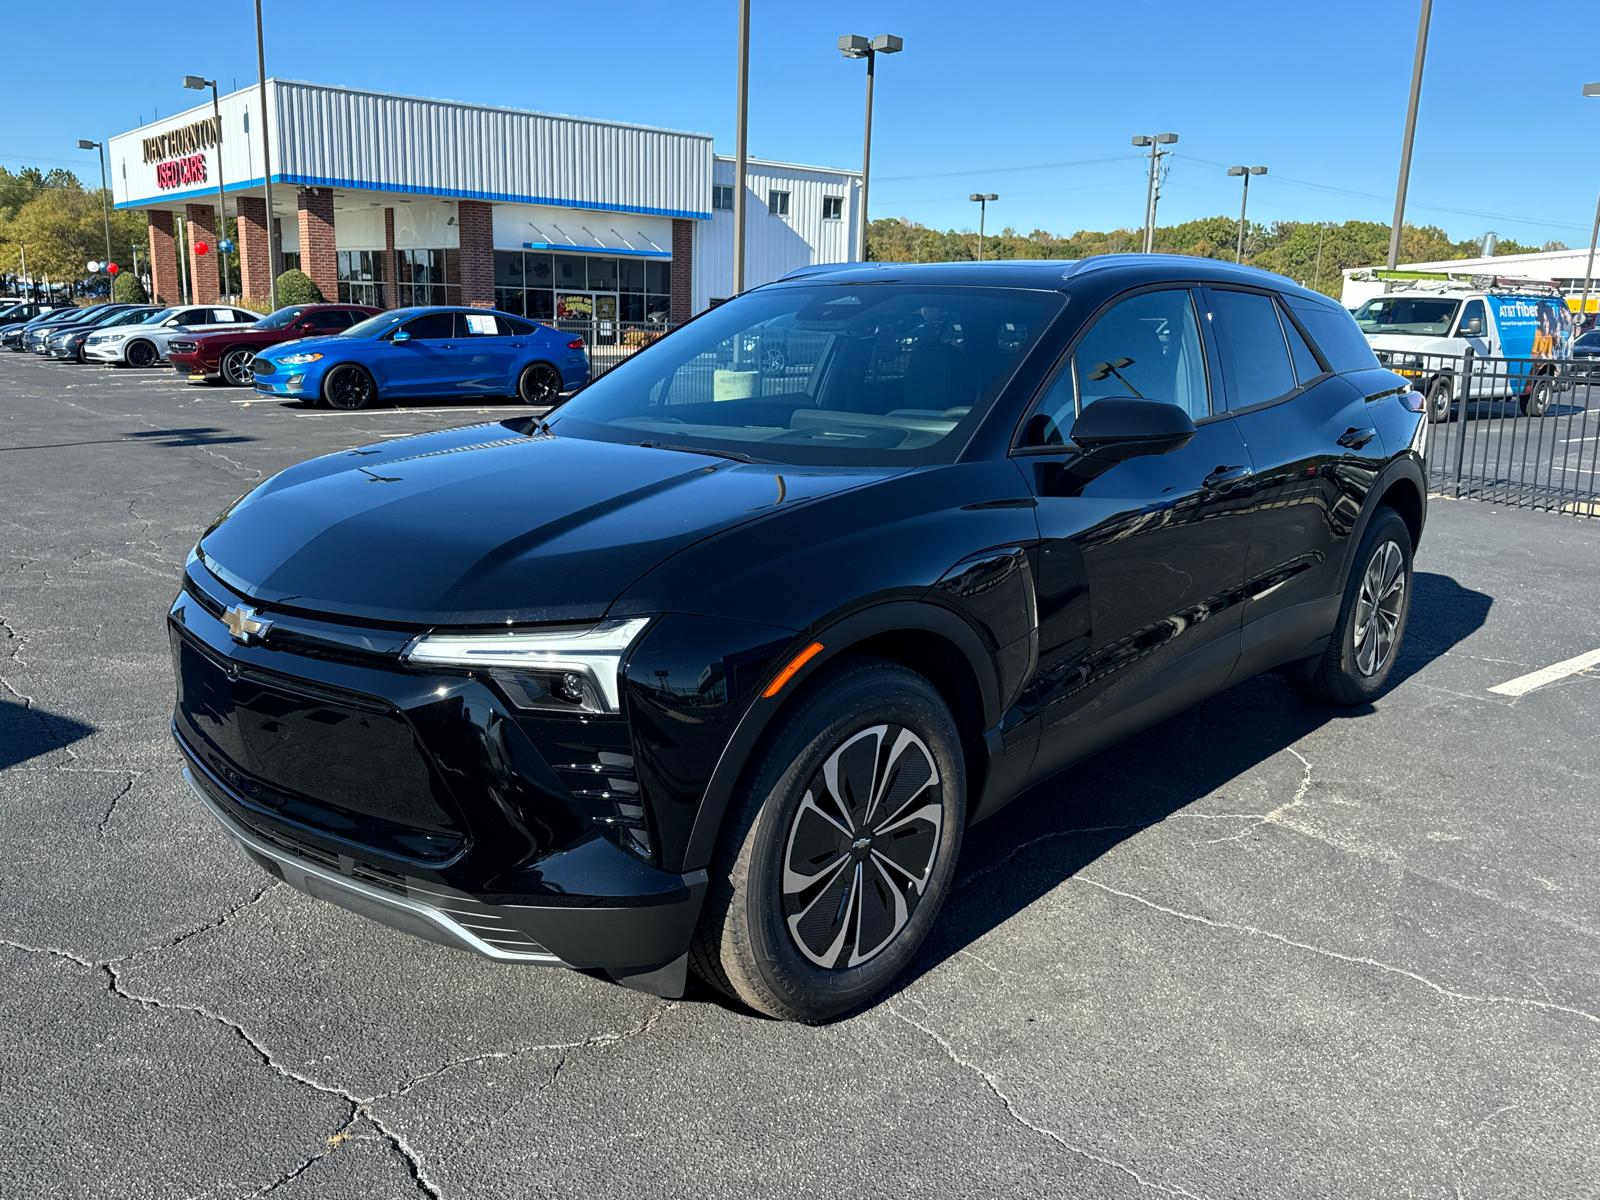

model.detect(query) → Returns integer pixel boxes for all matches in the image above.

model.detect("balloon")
[219,239,235,254]
[87,260,101,272]
[194,241,210,256]
[107,263,119,275]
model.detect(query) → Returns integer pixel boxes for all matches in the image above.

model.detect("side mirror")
[1461,316,1484,337]
[1067,398,1196,463]
[391,330,411,343]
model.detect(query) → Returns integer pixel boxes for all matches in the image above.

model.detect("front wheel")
[516,362,564,406]
[321,364,378,410]
[689,656,966,1023]
[1521,373,1554,417]
[220,347,255,387]
[125,340,157,369]
[1289,507,1413,705]
[1425,376,1454,423]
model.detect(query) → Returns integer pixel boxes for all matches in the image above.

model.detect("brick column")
[383,208,398,310]
[147,211,179,305]
[670,219,694,323]
[296,186,337,302]
[236,195,272,303]
[458,200,494,309]
[185,203,220,304]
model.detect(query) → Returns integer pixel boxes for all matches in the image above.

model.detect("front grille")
[251,358,275,375]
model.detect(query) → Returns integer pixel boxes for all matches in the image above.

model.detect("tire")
[1289,507,1413,705]
[321,364,378,410]
[220,346,255,387]
[1425,376,1454,423]
[689,656,966,1023]
[125,340,157,369]
[516,362,563,406]
[1520,374,1554,417]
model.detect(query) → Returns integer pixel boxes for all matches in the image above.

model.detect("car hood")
[198,423,900,626]
[257,333,357,358]
[1365,333,1460,352]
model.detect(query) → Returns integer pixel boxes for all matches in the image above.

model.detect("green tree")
[113,271,149,303]
[275,268,325,305]
[0,182,148,283]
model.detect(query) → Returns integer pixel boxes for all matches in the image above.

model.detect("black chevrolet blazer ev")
[170,256,1427,1022]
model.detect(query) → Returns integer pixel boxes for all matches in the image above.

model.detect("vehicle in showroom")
[44,305,160,361]
[166,303,381,386]
[84,304,258,368]
[22,303,139,353]
[2,305,86,351]
[247,306,587,407]
[171,257,1426,1022]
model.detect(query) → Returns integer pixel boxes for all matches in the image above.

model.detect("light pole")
[1227,165,1267,264]
[184,75,231,300]
[733,0,750,295]
[1132,133,1177,253]
[255,0,277,312]
[1387,0,1434,272]
[969,193,998,261]
[76,139,114,286]
[1313,221,1335,292]
[840,33,903,263]
[1578,83,1600,330]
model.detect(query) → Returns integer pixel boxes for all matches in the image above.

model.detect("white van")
[1350,279,1573,421]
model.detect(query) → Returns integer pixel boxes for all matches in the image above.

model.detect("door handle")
[1337,427,1376,450]
[1202,464,1253,489]
[439,343,456,349]
[510,342,525,348]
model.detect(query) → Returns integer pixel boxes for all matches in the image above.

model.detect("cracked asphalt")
[2,354,1597,1199]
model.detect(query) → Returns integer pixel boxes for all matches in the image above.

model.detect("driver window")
[1459,299,1486,337]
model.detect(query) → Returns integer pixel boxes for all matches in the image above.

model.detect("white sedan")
[85,305,258,368]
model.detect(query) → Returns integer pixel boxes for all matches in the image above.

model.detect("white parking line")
[1488,648,1600,696]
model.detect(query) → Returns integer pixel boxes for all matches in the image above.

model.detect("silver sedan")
[85,305,258,368]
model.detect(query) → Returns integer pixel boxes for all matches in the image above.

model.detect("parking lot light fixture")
[76,140,114,289]
[1227,165,1267,264]
[1580,84,1600,329]
[184,75,231,301]
[840,33,903,263]
[969,193,998,261]
[1133,133,1177,253]
[1314,221,1336,291]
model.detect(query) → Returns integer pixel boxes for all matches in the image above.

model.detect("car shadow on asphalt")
[127,427,257,447]
[0,697,96,770]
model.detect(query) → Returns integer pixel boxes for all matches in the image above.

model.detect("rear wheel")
[689,656,965,1023]
[1288,507,1413,705]
[221,346,255,387]
[125,340,157,369]
[322,364,378,410]
[1521,373,1554,417]
[1425,375,1454,423]
[516,362,563,406]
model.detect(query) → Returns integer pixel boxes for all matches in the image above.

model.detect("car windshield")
[253,306,306,330]
[1352,296,1462,336]
[141,307,180,324]
[549,284,1060,465]
[84,307,135,326]
[1575,330,1600,348]
[343,311,408,339]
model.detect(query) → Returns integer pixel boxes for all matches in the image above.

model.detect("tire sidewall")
[322,364,375,409]
[1332,509,1413,702]
[518,362,559,405]
[727,662,965,1021]
[222,348,253,387]
[126,340,154,368]
[1426,377,1452,423]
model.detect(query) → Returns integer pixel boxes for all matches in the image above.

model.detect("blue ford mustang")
[250,307,589,408]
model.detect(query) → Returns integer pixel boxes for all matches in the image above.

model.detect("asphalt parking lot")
[3,354,1598,1200]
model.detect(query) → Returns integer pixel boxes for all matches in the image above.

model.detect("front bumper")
[252,363,320,396]
[46,342,84,359]
[85,343,128,363]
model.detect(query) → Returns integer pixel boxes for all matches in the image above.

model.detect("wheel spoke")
[785,860,857,968]
[848,856,909,967]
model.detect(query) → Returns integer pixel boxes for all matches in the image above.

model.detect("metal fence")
[1381,348,1600,517]
[548,319,681,384]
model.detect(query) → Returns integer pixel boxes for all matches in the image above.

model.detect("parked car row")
[2,297,590,409]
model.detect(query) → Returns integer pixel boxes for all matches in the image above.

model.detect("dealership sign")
[141,115,221,164]
[155,154,208,190]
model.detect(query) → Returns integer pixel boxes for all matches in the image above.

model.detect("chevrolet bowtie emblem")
[223,605,272,645]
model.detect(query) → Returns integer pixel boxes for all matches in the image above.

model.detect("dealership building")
[110,80,862,323]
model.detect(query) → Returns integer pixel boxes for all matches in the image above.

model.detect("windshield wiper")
[632,440,768,464]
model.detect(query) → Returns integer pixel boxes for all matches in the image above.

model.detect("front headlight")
[403,617,652,714]
[278,352,324,365]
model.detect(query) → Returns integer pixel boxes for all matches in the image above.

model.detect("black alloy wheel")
[322,364,378,410]
[125,340,157,369]
[1521,373,1554,418]
[516,362,563,406]
[221,347,255,387]
[690,656,965,1023]
[1425,376,1454,423]
[1288,506,1413,705]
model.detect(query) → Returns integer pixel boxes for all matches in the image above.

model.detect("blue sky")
[8,0,1599,247]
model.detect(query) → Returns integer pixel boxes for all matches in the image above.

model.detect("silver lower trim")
[184,769,569,966]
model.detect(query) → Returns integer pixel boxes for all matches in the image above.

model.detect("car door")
[383,311,458,397]
[1015,286,1256,780]
[453,311,517,394]
[1204,287,1387,681]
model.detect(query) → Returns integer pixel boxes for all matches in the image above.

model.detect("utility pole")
[255,0,278,312]
[733,0,750,295]
[1579,84,1600,329]
[1387,0,1434,272]
[1313,221,1334,292]
[969,193,997,260]
[1132,133,1177,253]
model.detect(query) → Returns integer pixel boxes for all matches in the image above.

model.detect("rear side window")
[1277,302,1326,384]
[1205,289,1296,408]
[1283,296,1381,373]
[456,311,502,337]
[400,312,455,340]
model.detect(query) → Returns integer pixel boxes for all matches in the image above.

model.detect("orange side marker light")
[762,641,824,699]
